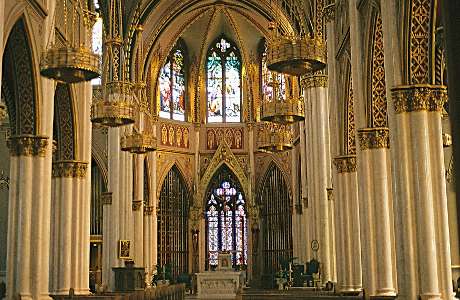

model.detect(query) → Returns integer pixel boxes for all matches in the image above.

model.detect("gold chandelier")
[258,122,293,152]
[260,73,305,124]
[120,26,156,154]
[40,0,100,83]
[266,0,327,76]
[91,0,135,126]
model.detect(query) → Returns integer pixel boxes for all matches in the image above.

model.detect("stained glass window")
[206,181,247,267]
[159,41,186,121]
[207,37,241,123]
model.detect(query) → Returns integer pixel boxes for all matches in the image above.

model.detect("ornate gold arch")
[195,139,249,210]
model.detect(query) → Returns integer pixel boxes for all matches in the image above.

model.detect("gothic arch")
[197,140,249,209]
[2,16,39,136]
[256,159,293,206]
[156,160,192,206]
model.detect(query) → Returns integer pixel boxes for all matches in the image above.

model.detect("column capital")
[52,160,89,178]
[144,205,154,216]
[247,122,255,132]
[193,122,202,132]
[301,74,328,89]
[357,127,390,150]
[390,84,447,113]
[102,192,112,205]
[323,3,335,23]
[132,200,143,211]
[327,188,333,201]
[333,154,357,173]
[7,135,49,157]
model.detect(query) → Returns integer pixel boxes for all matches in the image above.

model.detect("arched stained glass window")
[207,37,241,123]
[206,168,247,269]
[159,40,186,121]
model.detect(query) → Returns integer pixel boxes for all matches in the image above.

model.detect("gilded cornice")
[333,155,357,173]
[323,3,335,23]
[132,200,143,211]
[7,135,49,157]
[52,160,88,178]
[390,84,447,114]
[102,192,112,205]
[144,205,154,216]
[301,75,328,89]
[357,127,390,150]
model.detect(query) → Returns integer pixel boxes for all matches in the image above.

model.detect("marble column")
[302,75,334,284]
[133,155,144,268]
[356,128,396,297]
[389,85,452,300]
[49,161,89,295]
[103,126,134,290]
[332,155,362,294]
[298,121,310,266]
[143,205,155,285]
[6,136,51,300]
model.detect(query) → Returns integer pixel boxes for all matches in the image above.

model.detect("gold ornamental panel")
[266,36,327,76]
[357,127,390,150]
[121,132,157,154]
[52,160,88,178]
[260,97,305,124]
[333,155,357,173]
[102,192,112,205]
[390,84,447,114]
[144,205,154,216]
[7,135,49,157]
[40,45,100,83]
[301,74,328,89]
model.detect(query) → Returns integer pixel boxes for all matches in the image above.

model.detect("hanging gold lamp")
[40,0,100,83]
[260,73,305,124]
[266,0,326,76]
[91,0,135,126]
[258,122,293,152]
[120,26,157,154]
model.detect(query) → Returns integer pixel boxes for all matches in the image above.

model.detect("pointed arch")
[257,161,293,283]
[344,59,355,154]
[156,159,192,204]
[2,16,38,135]
[204,163,247,269]
[157,163,191,277]
[198,140,248,208]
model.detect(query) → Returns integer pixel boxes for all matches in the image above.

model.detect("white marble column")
[6,136,51,300]
[356,128,396,297]
[332,155,362,293]
[49,161,88,296]
[302,75,334,284]
[389,85,452,300]
[298,121,310,266]
[133,155,145,268]
[103,126,134,290]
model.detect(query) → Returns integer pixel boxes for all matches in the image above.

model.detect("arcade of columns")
[0,1,457,300]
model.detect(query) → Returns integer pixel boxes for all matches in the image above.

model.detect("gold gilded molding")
[390,84,447,113]
[323,3,335,23]
[193,122,201,132]
[102,192,112,205]
[7,135,49,157]
[52,160,88,178]
[333,155,357,173]
[443,133,452,148]
[357,127,390,150]
[301,75,328,89]
[144,205,154,216]
[132,200,143,211]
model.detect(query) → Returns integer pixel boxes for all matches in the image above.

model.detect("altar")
[196,253,244,299]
